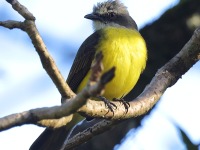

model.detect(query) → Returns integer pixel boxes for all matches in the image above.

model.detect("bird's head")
[84,0,138,31]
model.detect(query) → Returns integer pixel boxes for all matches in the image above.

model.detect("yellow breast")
[77,27,147,100]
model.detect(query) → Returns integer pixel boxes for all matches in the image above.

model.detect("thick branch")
[0,0,115,131]
[62,27,200,149]
[0,63,115,131]
[78,27,200,119]
[1,0,200,148]
[0,25,199,132]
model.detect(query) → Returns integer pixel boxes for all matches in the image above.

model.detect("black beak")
[84,13,101,21]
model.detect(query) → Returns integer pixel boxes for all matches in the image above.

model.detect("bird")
[30,0,147,149]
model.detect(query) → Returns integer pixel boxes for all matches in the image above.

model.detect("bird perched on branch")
[30,0,147,149]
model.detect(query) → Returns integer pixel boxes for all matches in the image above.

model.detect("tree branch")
[22,20,75,99]
[0,52,115,131]
[0,0,115,131]
[63,119,120,150]
[62,27,200,149]
[6,0,35,20]
[0,20,23,29]
[2,20,197,147]
[1,0,200,149]
[1,0,75,99]
[78,27,200,119]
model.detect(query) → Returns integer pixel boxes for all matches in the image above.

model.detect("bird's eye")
[109,12,116,18]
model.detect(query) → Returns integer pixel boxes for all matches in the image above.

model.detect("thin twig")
[6,0,35,20]
[0,1,75,99]
[22,20,75,99]
[0,20,23,29]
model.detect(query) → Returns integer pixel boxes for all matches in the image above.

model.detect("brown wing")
[67,30,101,92]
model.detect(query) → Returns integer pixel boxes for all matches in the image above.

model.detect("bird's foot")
[98,96,117,115]
[113,98,130,113]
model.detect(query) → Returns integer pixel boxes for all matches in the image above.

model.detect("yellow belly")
[77,27,147,100]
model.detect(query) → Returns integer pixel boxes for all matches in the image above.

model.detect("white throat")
[92,21,125,31]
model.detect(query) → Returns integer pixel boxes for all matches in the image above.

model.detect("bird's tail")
[29,113,84,150]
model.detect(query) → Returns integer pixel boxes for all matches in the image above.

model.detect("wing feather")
[67,31,101,92]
